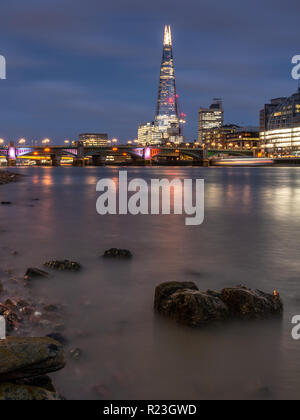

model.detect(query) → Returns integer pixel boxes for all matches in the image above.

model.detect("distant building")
[203,124,259,151]
[155,25,179,134]
[138,122,162,146]
[78,133,109,147]
[260,88,300,155]
[198,99,224,143]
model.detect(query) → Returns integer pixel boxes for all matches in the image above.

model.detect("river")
[0,166,300,400]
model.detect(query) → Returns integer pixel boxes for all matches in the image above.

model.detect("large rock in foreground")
[0,337,65,381]
[0,383,63,400]
[154,282,283,327]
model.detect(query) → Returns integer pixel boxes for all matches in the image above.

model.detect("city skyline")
[0,0,299,144]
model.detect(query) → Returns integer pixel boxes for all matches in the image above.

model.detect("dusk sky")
[0,0,300,144]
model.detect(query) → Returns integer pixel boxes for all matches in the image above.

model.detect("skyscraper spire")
[163,25,172,46]
[155,25,179,133]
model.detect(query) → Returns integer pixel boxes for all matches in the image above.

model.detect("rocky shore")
[0,170,21,185]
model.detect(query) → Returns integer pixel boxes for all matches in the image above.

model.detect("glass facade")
[155,25,179,133]
[198,100,224,143]
[260,88,300,155]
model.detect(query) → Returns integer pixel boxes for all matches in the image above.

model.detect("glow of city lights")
[18,138,26,145]
[64,140,70,144]
[42,138,50,144]
[128,141,132,144]
[112,138,118,143]
[0,139,4,145]
[112,147,118,152]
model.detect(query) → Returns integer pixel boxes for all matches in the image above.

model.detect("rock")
[103,248,132,259]
[220,286,283,320]
[47,333,68,346]
[69,348,82,360]
[0,171,21,186]
[154,282,200,312]
[14,374,56,393]
[0,383,63,400]
[154,282,283,327]
[2,310,20,332]
[44,260,81,271]
[0,337,65,381]
[154,282,229,327]
[24,268,49,280]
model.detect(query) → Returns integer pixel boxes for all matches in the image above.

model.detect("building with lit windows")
[198,99,224,143]
[203,125,259,151]
[137,25,185,145]
[155,25,179,136]
[138,122,162,145]
[78,133,109,147]
[260,88,300,156]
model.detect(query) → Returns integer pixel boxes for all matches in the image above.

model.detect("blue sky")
[0,0,299,144]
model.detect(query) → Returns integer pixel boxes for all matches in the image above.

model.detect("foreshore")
[0,170,21,185]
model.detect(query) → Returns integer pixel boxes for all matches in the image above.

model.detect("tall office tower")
[198,99,224,143]
[155,25,179,136]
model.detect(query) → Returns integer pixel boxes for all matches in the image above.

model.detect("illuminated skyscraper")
[155,25,179,135]
[198,99,224,144]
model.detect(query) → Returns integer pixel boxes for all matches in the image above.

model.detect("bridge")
[0,142,253,166]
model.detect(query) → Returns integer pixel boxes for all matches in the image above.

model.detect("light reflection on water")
[1,166,300,399]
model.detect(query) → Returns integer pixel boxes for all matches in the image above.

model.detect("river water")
[1,166,300,400]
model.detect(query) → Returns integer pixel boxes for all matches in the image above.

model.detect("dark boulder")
[154,282,283,327]
[0,337,65,382]
[24,268,49,280]
[103,248,132,259]
[220,286,283,320]
[154,281,199,312]
[44,260,81,271]
[154,282,229,327]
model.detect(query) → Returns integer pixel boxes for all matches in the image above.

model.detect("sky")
[0,0,300,144]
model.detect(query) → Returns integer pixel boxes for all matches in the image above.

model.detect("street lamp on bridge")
[18,138,26,145]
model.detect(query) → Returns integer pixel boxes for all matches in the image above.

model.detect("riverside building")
[260,88,300,156]
[78,133,109,147]
[198,99,224,144]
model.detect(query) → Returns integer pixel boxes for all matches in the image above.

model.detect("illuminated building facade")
[198,99,224,143]
[155,25,179,136]
[78,133,109,147]
[260,88,300,155]
[138,122,162,145]
[203,125,259,151]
